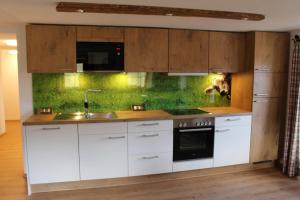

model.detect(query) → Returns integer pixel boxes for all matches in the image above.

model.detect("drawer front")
[79,133,128,180]
[26,124,76,135]
[128,120,173,133]
[215,115,251,128]
[173,159,213,172]
[253,72,287,98]
[128,131,173,155]
[78,122,127,135]
[129,152,172,176]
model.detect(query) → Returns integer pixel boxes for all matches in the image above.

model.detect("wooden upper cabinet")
[77,26,124,42]
[209,32,246,73]
[169,30,209,73]
[26,25,76,73]
[254,32,290,72]
[124,28,168,72]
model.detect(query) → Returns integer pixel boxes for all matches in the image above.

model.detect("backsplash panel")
[32,73,230,113]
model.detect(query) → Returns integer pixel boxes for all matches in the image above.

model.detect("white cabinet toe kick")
[24,115,252,191]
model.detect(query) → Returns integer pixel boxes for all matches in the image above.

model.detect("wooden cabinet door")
[26,124,80,184]
[169,30,209,73]
[253,72,287,98]
[251,98,283,162]
[125,28,168,72]
[254,32,290,72]
[26,25,76,73]
[77,26,124,42]
[209,32,246,73]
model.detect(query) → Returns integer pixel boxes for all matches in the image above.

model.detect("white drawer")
[129,152,173,176]
[26,124,76,134]
[128,120,173,133]
[78,122,127,135]
[128,131,173,155]
[173,159,213,172]
[215,115,252,128]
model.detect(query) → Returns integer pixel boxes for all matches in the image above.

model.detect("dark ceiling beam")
[56,2,265,21]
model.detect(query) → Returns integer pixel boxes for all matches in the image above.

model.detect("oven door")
[173,126,214,161]
[76,42,124,72]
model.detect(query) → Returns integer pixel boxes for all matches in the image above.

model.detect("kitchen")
[0,1,299,200]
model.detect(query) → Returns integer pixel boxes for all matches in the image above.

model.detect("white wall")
[0,50,20,120]
[16,25,33,122]
[0,62,5,135]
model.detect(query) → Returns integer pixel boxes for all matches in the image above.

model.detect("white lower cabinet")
[129,152,173,176]
[173,159,213,172]
[26,124,80,184]
[128,120,173,176]
[25,116,253,185]
[214,115,252,167]
[78,122,128,180]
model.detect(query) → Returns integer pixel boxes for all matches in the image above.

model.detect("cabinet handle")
[41,127,61,130]
[140,133,159,138]
[215,129,230,133]
[209,67,225,72]
[179,128,212,133]
[225,118,241,122]
[107,136,126,140]
[255,66,271,71]
[139,122,159,126]
[254,93,269,97]
[141,156,159,160]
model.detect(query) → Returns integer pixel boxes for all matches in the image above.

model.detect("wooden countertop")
[23,107,252,126]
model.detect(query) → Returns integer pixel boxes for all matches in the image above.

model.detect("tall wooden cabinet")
[169,30,209,73]
[250,32,289,163]
[124,28,169,72]
[26,25,76,73]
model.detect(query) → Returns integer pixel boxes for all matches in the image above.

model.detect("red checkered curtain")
[283,39,300,177]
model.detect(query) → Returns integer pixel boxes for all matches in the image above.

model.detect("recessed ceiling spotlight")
[165,13,174,16]
[77,9,85,13]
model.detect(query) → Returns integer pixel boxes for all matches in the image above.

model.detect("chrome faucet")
[84,89,102,119]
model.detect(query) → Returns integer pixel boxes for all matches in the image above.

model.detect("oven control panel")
[174,117,214,128]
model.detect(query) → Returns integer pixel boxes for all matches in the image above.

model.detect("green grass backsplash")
[32,73,230,113]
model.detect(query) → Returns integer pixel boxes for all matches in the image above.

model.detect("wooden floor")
[1,121,300,200]
[0,121,28,200]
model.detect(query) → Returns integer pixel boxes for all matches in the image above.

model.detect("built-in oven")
[173,118,214,161]
[76,42,124,72]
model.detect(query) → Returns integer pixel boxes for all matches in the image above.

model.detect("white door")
[26,124,80,184]
[214,125,251,167]
[79,133,128,180]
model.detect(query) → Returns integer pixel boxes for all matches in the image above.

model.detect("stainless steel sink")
[54,112,117,121]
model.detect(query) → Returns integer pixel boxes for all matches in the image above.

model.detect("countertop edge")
[23,108,252,126]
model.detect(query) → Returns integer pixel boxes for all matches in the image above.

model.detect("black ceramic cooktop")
[164,109,209,115]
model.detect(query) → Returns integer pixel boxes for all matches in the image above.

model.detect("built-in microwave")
[76,42,124,72]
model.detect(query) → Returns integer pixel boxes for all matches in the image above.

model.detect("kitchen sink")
[54,112,117,121]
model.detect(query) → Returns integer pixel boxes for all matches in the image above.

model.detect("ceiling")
[0,0,300,32]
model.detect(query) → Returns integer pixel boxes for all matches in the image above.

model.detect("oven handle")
[179,128,213,133]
